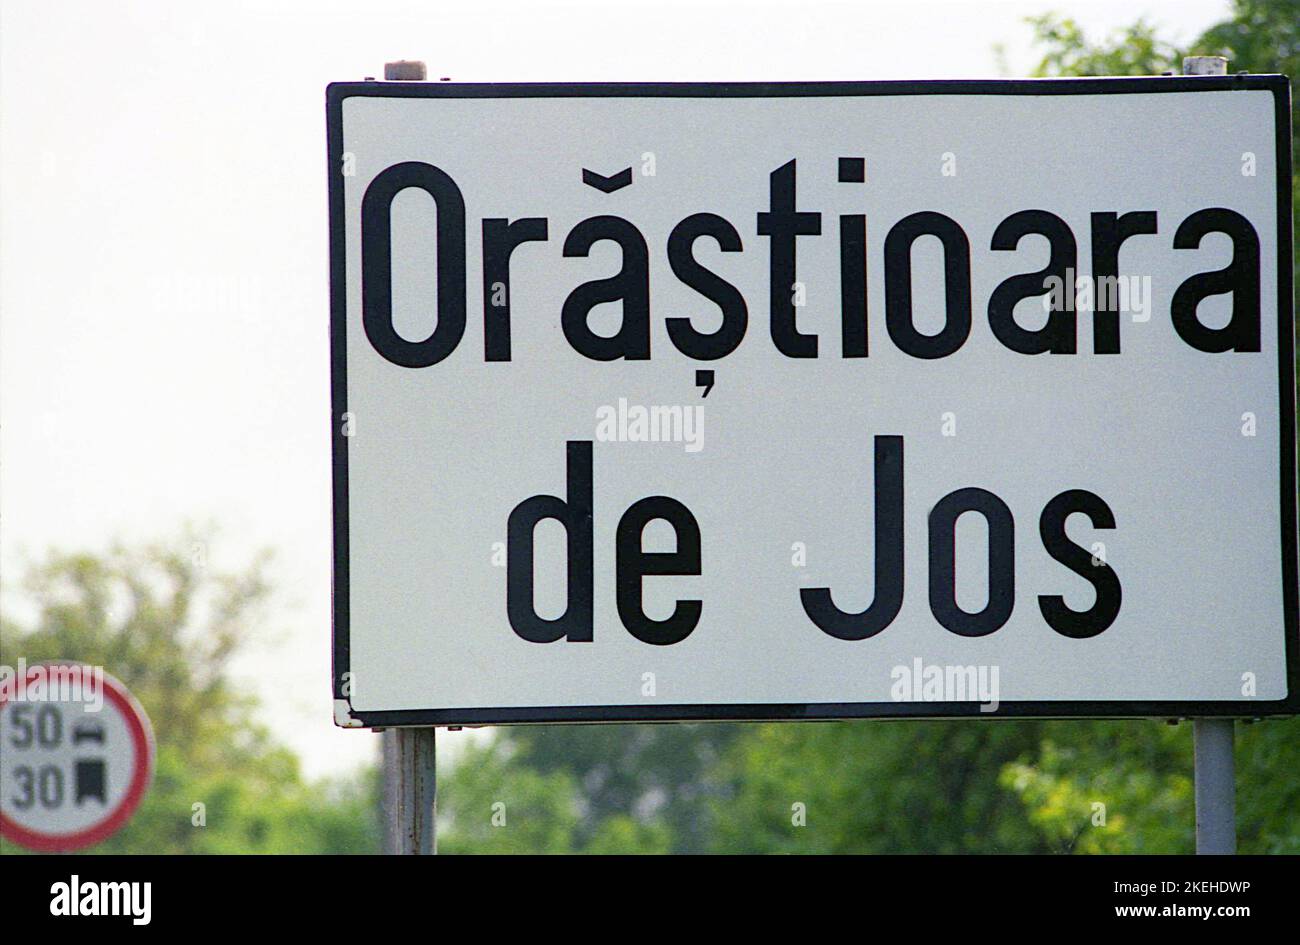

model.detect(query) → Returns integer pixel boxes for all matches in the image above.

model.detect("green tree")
[495,723,735,852]
[0,534,379,854]
[436,740,582,854]
[1001,719,1299,854]
[436,737,672,854]
[1024,15,1181,77]
[707,721,1050,854]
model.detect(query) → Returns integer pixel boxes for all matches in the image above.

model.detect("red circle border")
[0,663,155,852]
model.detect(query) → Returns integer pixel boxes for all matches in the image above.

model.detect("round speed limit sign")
[0,663,154,851]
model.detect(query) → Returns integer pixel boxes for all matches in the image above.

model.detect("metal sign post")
[1183,54,1238,856]
[1193,718,1236,854]
[377,58,439,857]
[385,727,437,855]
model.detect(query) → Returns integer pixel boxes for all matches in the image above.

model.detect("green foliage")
[1025,15,1181,77]
[437,740,582,854]
[1000,722,1194,854]
[0,535,379,854]
[436,723,735,854]
[1232,719,1300,853]
[438,719,1279,856]
[706,721,1047,854]
[1026,0,1298,81]
[1195,0,1299,83]
[442,715,1299,854]
[582,814,672,855]
[1001,719,1300,854]
[496,723,736,852]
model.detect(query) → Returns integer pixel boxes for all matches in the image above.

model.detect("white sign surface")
[328,79,1297,725]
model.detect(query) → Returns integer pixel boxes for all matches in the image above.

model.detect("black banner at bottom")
[4,852,1290,931]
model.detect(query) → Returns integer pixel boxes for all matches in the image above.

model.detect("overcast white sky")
[0,0,1232,778]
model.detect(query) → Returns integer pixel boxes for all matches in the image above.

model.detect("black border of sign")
[328,76,1298,727]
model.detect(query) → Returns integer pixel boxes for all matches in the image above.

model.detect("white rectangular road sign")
[328,78,1297,726]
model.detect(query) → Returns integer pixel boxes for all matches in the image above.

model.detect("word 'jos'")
[506,437,1120,646]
